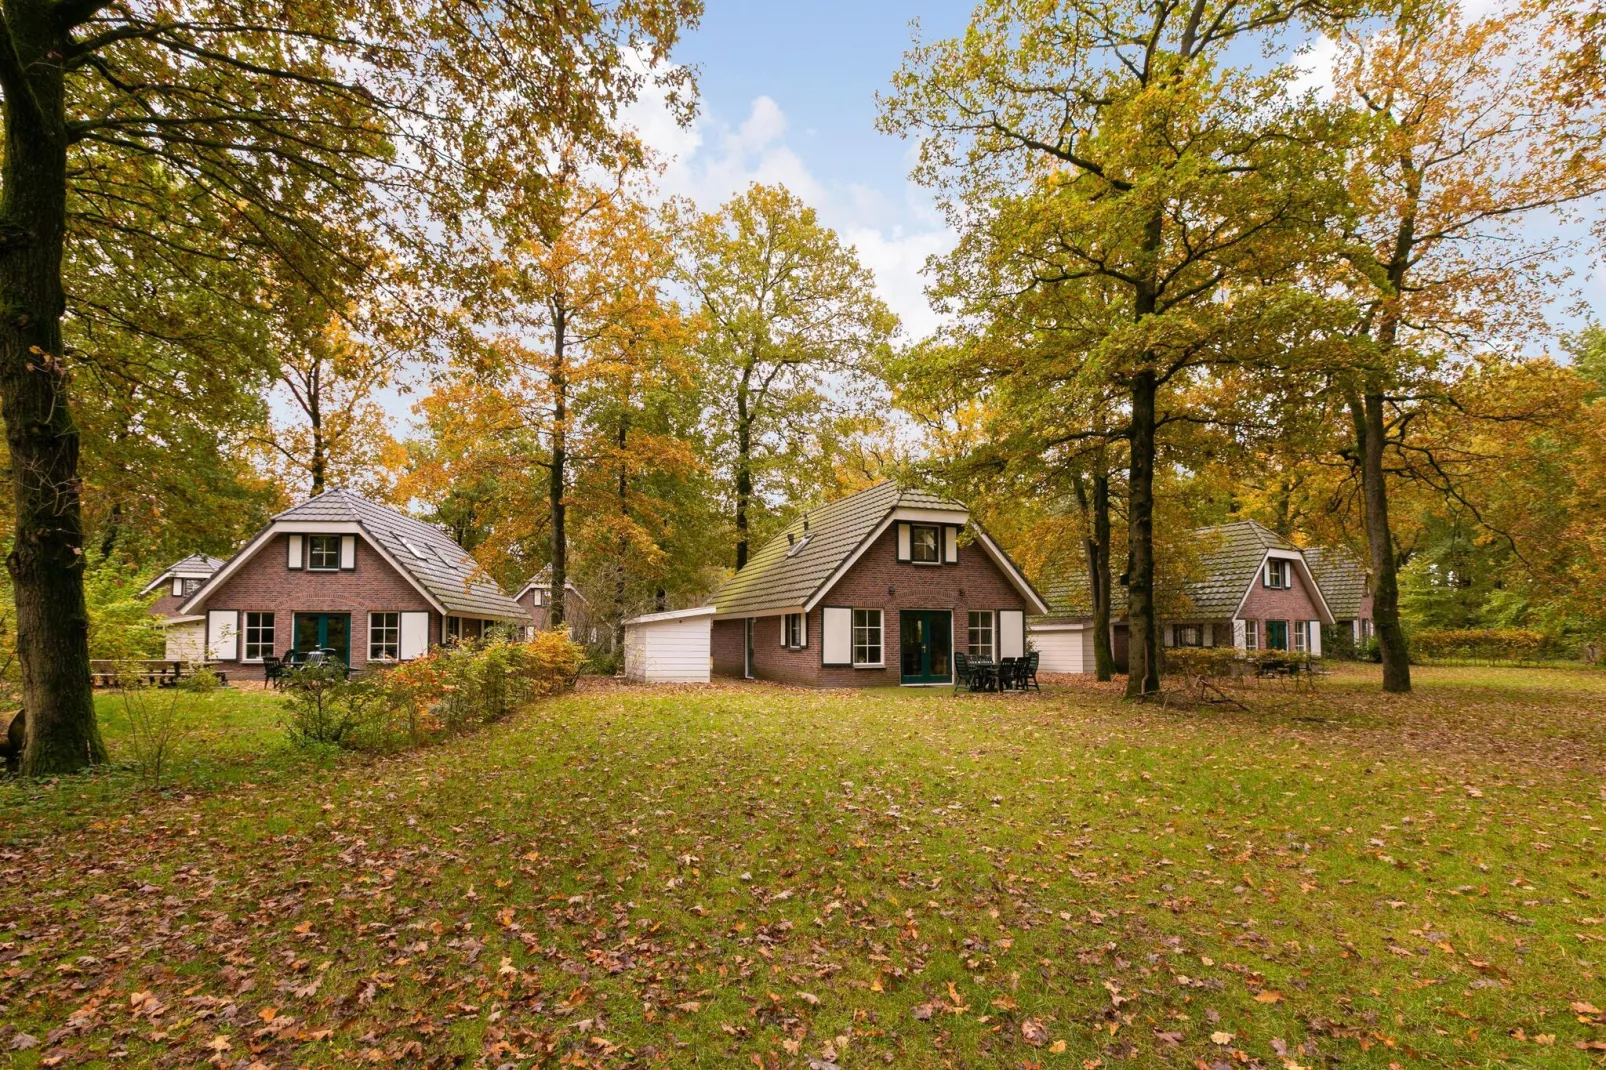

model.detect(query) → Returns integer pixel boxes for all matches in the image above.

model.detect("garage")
[1029,621,1094,674]
[623,606,716,683]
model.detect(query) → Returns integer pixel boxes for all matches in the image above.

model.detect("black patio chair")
[996,656,1019,691]
[1021,651,1041,692]
[262,655,286,689]
[953,651,973,692]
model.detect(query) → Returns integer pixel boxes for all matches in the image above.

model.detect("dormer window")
[910,524,940,564]
[307,534,341,570]
[1265,558,1291,589]
[181,577,204,595]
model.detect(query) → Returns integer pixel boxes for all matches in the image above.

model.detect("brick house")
[1304,547,1375,648]
[174,489,528,680]
[514,565,599,645]
[709,482,1048,687]
[1032,520,1340,672]
[142,553,227,660]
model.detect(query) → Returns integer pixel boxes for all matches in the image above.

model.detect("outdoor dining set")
[953,651,1041,692]
[262,648,351,688]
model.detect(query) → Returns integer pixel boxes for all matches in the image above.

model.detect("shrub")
[1410,628,1566,664]
[113,668,220,788]
[1163,646,1241,678]
[282,664,385,748]
[291,632,585,753]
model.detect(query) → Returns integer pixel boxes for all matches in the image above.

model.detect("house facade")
[514,566,600,645]
[1304,547,1375,648]
[143,553,228,660]
[174,489,528,680]
[708,482,1049,687]
[1032,520,1340,672]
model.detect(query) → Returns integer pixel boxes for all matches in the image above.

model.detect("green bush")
[1410,628,1572,664]
[281,664,385,748]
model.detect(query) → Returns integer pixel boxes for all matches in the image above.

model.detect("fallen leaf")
[1021,1017,1048,1047]
[1212,1032,1235,1045]
[1255,991,1283,1004]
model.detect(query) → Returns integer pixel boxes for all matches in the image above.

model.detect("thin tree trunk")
[734,364,752,570]
[1090,466,1115,681]
[1125,368,1161,698]
[308,361,325,494]
[0,3,105,774]
[613,415,628,651]
[1350,390,1411,691]
[549,305,567,630]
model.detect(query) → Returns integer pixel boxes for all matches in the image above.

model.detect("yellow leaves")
[1211,1031,1235,1045]
[1254,990,1283,1004]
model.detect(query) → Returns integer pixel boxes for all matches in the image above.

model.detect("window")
[307,534,341,570]
[1175,624,1203,647]
[910,524,940,564]
[1244,620,1259,651]
[532,588,544,606]
[782,612,805,649]
[1360,617,1373,640]
[1293,620,1308,653]
[852,609,883,666]
[967,610,994,659]
[180,577,205,596]
[1265,558,1291,589]
[1265,619,1289,650]
[243,612,275,661]
[370,612,400,661]
[447,617,486,644]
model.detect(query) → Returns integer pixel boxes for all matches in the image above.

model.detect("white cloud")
[1290,33,1340,99]
[621,82,953,339]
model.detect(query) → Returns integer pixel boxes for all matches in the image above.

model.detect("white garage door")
[1031,628,1087,674]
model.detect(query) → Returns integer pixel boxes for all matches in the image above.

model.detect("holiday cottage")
[703,482,1049,686]
[1031,520,1340,672]
[143,553,228,660]
[172,489,528,679]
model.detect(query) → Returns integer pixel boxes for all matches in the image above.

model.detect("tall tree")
[0,0,698,773]
[1323,0,1606,691]
[881,0,1343,696]
[677,184,897,569]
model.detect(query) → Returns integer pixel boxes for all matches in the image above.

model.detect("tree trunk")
[548,306,567,629]
[1124,369,1161,698]
[734,366,752,570]
[1089,466,1115,681]
[308,361,325,495]
[613,415,628,651]
[0,3,105,774]
[1350,390,1411,692]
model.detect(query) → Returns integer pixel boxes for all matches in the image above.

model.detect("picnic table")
[90,659,228,687]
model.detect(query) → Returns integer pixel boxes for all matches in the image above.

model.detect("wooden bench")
[89,660,228,688]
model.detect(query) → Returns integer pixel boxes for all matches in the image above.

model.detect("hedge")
[1409,628,1575,664]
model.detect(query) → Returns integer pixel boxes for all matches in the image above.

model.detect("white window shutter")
[999,609,1025,659]
[287,534,303,569]
[399,611,430,660]
[779,615,787,648]
[1352,619,1361,643]
[1164,624,1175,647]
[896,523,911,562]
[800,611,808,648]
[171,577,183,596]
[340,535,356,569]
[1310,621,1323,656]
[206,610,239,660]
[945,527,959,563]
[1232,619,1247,650]
[822,607,852,666]
[1203,623,1215,647]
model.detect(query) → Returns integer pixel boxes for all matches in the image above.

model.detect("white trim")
[182,522,448,617]
[624,604,717,626]
[287,534,303,569]
[1028,621,1091,633]
[1230,550,1336,625]
[340,534,357,570]
[712,605,804,622]
[851,607,885,668]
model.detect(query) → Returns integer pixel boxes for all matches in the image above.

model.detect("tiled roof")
[714,482,968,617]
[166,553,227,575]
[1037,519,1295,620]
[273,489,527,621]
[1305,546,1369,619]
[520,565,587,602]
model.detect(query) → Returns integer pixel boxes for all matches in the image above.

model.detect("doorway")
[899,610,952,684]
[744,618,755,679]
[293,612,351,665]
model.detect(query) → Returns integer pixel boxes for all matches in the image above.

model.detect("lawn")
[2,665,1604,1068]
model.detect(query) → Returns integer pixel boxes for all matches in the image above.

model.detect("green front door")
[293,613,351,664]
[900,610,952,684]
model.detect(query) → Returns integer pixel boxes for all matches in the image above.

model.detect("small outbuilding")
[623,605,717,684]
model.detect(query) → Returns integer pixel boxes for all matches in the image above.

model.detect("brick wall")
[716,526,1030,687]
[149,588,188,617]
[1238,561,1323,647]
[200,533,439,680]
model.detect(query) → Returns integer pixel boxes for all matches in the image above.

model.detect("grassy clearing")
[2,665,1604,1068]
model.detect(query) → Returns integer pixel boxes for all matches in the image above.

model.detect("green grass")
[2,665,1604,1067]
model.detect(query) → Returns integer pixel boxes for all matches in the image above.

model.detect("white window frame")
[782,612,806,650]
[1293,619,1309,653]
[370,611,401,661]
[967,610,994,659]
[307,534,341,571]
[1175,623,1203,648]
[909,524,941,564]
[1245,620,1260,651]
[851,609,884,667]
[243,612,275,662]
[1265,558,1291,590]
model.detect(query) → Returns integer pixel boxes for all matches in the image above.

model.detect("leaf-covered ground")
[3,665,1604,1068]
